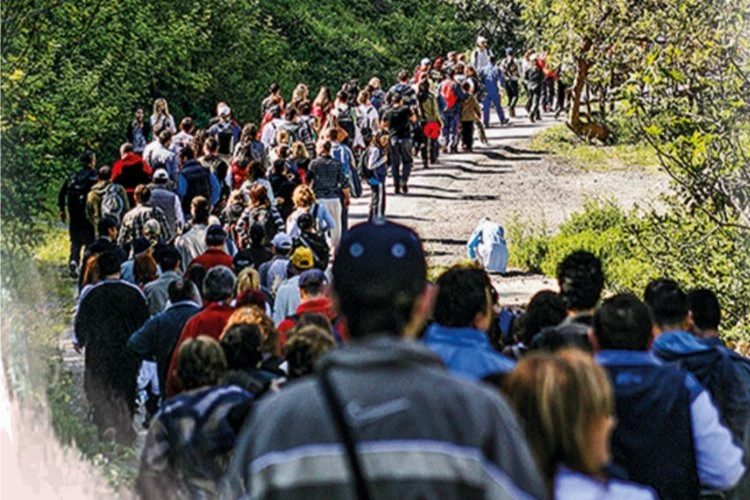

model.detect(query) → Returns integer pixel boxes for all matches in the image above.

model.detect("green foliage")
[447,0,526,51]
[1,0,473,267]
[529,124,659,172]
[508,199,750,339]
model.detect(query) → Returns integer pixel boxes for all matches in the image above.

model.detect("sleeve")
[128,317,156,358]
[177,174,187,198]
[157,209,174,243]
[86,191,99,228]
[120,185,131,212]
[174,196,185,226]
[58,179,68,212]
[690,387,747,489]
[319,205,335,233]
[209,173,221,206]
[368,148,387,171]
[117,217,131,247]
[467,225,482,259]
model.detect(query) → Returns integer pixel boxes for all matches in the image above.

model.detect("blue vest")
[599,352,701,500]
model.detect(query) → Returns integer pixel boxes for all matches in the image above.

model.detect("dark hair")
[434,266,492,327]
[397,69,410,82]
[557,251,604,311]
[249,223,267,248]
[391,93,404,104]
[336,90,348,102]
[327,128,339,141]
[241,123,258,143]
[204,136,219,153]
[520,290,567,345]
[168,278,199,303]
[98,249,121,277]
[158,129,172,143]
[687,288,721,331]
[180,117,193,132]
[176,336,227,391]
[155,245,181,271]
[179,146,195,161]
[644,278,688,329]
[81,150,96,166]
[299,101,312,115]
[191,196,210,224]
[220,323,263,371]
[593,294,653,350]
[320,141,332,154]
[98,166,112,180]
[269,82,281,94]
[97,215,118,235]
[248,184,270,206]
[272,159,286,175]
[186,264,207,297]
[284,325,335,379]
[297,312,333,333]
[134,184,151,203]
[284,107,297,121]
[297,213,314,232]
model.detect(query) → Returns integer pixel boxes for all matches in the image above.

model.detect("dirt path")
[347,109,669,304]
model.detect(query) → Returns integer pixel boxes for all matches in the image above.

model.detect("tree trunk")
[567,57,590,131]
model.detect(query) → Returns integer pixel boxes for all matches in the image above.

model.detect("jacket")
[86,180,129,228]
[112,152,153,204]
[460,94,482,122]
[177,159,220,212]
[187,248,234,273]
[143,270,183,316]
[422,323,515,380]
[308,155,346,200]
[277,297,337,341]
[467,218,509,273]
[221,336,548,500]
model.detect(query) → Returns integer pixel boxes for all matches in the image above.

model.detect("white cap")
[421,58,431,66]
[530,54,538,61]
[477,36,487,44]
[218,104,231,117]
[152,168,169,182]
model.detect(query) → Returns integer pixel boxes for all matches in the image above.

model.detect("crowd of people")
[57,40,750,500]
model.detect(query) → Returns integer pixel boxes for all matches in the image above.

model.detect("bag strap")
[318,367,372,500]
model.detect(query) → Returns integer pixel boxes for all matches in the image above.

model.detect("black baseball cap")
[333,220,426,306]
[206,224,227,246]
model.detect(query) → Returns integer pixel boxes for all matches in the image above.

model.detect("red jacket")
[112,152,152,203]
[277,297,348,345]
[187,247,234,273]
[164,302,235,397]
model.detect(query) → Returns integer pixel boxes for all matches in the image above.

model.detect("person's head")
[217,103,232,121]
[454,62,465,74]
[418,79,430,94]
[221,305,279,356]
[644,278,690,332]
[158,129,172,146]
[447,51,457,62]
[191,196,210,224]
[204,136,219,156]
[465,65,477,78]
[289,246,314,274]
[268,105,282,119]
[270,232,293,255]
[298,269,328,301]
[687,288,721,337]
[152,98,169,116]
[284,325,336,379]
[269,82,281,95]
[476,35,487,48]
[290,141,308,159]
[134,251,158,285]
[142,219,161,241]
[503,349,615,488]
[317,140,332,157]
[205,224,227,248]
[297,213,315,234]
[248,184,270,207]
[179,116,193,133]
[292,83,309,100]
[152,168,169,185]
[154,245,181,272]
[134,184,151,205]
[178,145,195,165]
[97,215,119,240]
[202,265,236,303]
[134,105,144,120]
[81,150,96,168]
[557,251,604,313]
[186,264,206,297]
[220,323,264,372]
[434,265,494,332]
[284,106,297,122]
[236,266,261,294]
[168,278,200,304]
[176,336,227,391]
[519,290,567,345]
[591,294,653,351]
[396,69,409,83]
[505,47,514,57]
[272,159,287,176]
[98,249,121,278]
[374,130,389,149]
[357,90,371,106]
[97,166,112,182]
[292,184,316,209]
[299,101,312,116]
[240,123,258,144]
[326,128,340,143]
[119,143,134,158]
[461,81,472,93]
[333,220,428,339]
[391,93,404,107]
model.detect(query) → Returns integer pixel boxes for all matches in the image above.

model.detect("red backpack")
[440,80,459,111]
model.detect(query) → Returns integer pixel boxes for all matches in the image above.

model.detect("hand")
[73,342,82,354]
[59,211,66,223]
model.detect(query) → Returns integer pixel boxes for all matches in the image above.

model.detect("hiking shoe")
[68,261,79,279]
[394,183,401,195]
[401,182,408,194]
[501,118,510,125]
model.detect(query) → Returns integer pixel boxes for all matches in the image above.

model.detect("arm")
[174,195,185,227]
[156,209,174,243]
[128,317,157,359]
[85,191,99,228]
[209,173,221,206]
[319,204,335,233]
[58,180,68,221]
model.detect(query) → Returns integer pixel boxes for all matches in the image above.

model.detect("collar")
[166,300,201,311]
[423,323,493,350]
[595,350,662,367]
[652,330,712,355]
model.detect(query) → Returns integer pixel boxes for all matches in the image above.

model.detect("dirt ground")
[347,111,670,305]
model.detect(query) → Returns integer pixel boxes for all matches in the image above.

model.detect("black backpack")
[357,147,373,181]
[67,170,95,213]
[216,122,236,156]
[336,107,356,142]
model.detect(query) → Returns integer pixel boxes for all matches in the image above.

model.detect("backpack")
[100,184,127,224]
[357,146,373,181]
[332,144,362,198]
[67,170,95,213]
[335,107,356,143]
[294,232,330,271]
[216,122,236,156]
[297,118,316,146]
[440,80,459,111]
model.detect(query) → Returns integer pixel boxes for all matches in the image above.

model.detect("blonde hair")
[503,349,614,487]
[276,128,289,147]
[236,266,261,294]
[291,141,308,159]
[292,184,316,209]
[292,83,309,103]
[220,305,279,355]
[152,98,170,118]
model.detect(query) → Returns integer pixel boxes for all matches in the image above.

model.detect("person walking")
[112,142,153,207]
[307,141,347,249]
[417,80,443,168]
[59,150,99,278]
[364,130,389,220]
[500,48,521,117]
[127,105,151,155]
[480,55,509,127]
[382,93,416,194]
[525,54,544,122]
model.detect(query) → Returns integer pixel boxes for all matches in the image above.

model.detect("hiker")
[382,93,416,194]
[260,83,284,118]
[147,169,183,238]
[150,98,176,137]
[186,225,234,272]
[118,185,173,252]
[389,69,418,109]
[86,166,129,231]
[127,105,151,155]
[59,150,99,278]
[459,81,481,152]
[271,246,315,324]
[174,196,211,269]
[112,142,153,206]
[290,212,330,271]
[143,129,178,183]
[284,325,336,378]
[504,350,657,499]
[74,249,150,445]
[423,265,515,380]
[500,47,521,117]
[364,130,389,220]
[232,123,268,173]
[480,55,509,126]
[311,86,334,130]
[466,217,509,273]
[591,294,746,498]
[222,220,547,499]
[471,36,493,70]
[236,184,285,249]
[177,146,221,214]
[172,117,194,153]
[439,68,463,153]
[276,269,338,342]
[417,79,443,168]
[285,184,335,238]
[307,141,347,249]
[208,103,241,159]
[525,54,544,122]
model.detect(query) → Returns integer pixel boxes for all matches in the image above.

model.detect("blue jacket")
[479,65,504,97]
[597,350,745,498]
[422,323,515,380]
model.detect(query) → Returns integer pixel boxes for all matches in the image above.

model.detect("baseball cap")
[152,169,169,182]
[477,36,487,44]
[232,249,254,272]
[505,47,514,54]
[271,233,293,250]
[298,269,328,290]
[218,104,231,117]
[206,224,227,246]
[333,220,426,306]
[420,58,431,66]
[290,246,315,270]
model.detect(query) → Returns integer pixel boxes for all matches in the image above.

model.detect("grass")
[3,225,139,493]
[530,123,660,173]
